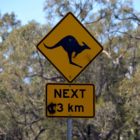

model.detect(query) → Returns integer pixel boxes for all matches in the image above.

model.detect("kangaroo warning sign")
[46,83,95,117]
[37,12,103,82]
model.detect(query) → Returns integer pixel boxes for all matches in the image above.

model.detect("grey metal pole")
[67,118,72,140]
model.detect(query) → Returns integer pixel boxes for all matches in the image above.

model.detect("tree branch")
[26,73,64,81]
[85,13,107,25]
[34,127,47,140]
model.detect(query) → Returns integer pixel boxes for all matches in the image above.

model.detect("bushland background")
[0,0,140,139]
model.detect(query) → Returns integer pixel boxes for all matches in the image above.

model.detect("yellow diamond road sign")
[37,12,103,82]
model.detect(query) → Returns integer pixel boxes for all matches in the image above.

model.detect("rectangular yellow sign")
[46,83,95,117]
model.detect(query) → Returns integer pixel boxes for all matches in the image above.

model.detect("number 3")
[57,103,63,112]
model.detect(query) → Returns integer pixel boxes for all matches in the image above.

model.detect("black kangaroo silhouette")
[43,35,90,68]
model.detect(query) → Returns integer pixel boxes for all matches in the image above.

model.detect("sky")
[0,0,140,25]
[0,0,46,25]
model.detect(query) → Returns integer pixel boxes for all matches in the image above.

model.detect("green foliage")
[0,0,140,139]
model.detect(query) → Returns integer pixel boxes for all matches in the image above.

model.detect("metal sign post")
[67,118,72,140]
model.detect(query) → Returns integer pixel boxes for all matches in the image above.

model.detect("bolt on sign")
[37,12,103,82]
[46,83,95,117]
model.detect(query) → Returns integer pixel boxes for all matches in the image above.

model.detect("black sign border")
[45,83,95,118]
[37,12,103,83]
